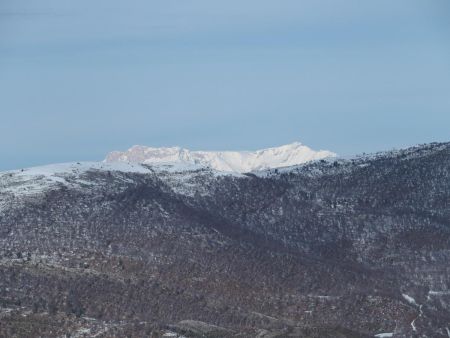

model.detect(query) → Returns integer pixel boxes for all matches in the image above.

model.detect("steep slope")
[105,142,336,172]
[0,142,449,337]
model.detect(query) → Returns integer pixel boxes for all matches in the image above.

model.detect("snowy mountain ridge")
[105,142,336,172]
[2,141,335,197]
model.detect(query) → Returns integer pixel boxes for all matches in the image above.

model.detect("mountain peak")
[105,142,336,172]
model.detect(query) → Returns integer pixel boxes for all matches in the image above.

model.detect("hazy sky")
[1,0,449,170]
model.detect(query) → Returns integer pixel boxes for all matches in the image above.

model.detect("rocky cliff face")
[0,142,449,337]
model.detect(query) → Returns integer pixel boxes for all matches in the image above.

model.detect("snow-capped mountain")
[2,141,335,200]
[105,142,336,172]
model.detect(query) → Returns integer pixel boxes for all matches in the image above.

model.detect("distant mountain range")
[105,142,336,172]
[0,142,449,337]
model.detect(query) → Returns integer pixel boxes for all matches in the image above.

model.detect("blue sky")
[1,0,449,170]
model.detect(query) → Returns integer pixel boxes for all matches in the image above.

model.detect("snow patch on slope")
[105,142,336,173]
[402,293,418,306]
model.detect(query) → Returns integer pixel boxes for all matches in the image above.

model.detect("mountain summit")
[105,142,336,172]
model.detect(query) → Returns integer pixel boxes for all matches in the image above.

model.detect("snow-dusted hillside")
[0,162,151,197]
[105,142,336,172]
[0,161,240,206]
[1,142,450,337]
